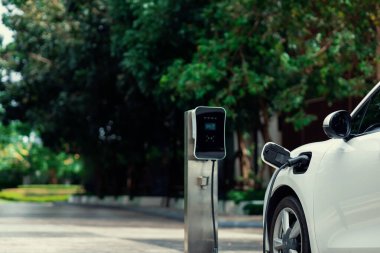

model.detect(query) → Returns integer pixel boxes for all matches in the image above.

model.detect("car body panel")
[314,131,380,252]
[263,82,380,253]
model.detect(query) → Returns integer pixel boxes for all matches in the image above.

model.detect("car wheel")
[269,196,311,253]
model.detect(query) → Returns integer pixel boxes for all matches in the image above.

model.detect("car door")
[314,88,380,253]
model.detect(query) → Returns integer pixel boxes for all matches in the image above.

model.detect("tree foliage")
[1,0,203,195]
[1,0,380,194]
[161,0,378,137]
[0,121,82,188]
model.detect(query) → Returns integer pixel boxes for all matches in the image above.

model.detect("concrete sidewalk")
[0,202,263,253]
[62,202,263,228]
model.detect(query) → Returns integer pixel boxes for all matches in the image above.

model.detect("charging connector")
[262,154,310,253]
[287,155,310,167]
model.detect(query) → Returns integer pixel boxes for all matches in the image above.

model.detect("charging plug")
[287,154,310,167]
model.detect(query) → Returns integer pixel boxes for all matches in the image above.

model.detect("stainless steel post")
[184,110,218,253]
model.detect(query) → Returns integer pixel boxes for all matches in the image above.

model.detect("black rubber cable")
[262,163,288,253]
[211,160,218,253]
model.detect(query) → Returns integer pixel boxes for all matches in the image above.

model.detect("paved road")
[0,202,262,253]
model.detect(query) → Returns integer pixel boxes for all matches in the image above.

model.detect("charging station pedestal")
[184,107,226,253]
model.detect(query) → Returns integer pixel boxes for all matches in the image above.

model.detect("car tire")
[269,196,311,253]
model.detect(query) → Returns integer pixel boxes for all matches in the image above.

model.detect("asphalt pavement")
[0,202,262,253]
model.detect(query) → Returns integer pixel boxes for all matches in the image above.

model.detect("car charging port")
[293,152,312,174]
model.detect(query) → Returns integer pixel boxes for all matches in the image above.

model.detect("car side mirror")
[261,142,291,169]
[323,110,351,139]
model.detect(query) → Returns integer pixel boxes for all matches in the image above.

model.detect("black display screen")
[194,107,226,160]
[205,122,216,131]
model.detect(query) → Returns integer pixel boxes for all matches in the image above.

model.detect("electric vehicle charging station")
[184,106,226,253]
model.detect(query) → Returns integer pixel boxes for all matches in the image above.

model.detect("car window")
[351,89,380,135]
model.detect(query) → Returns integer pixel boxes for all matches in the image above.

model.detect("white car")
[261,82,380,253]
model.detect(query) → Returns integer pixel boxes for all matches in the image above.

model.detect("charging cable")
[262,155,310,253]
[211,160,218,253]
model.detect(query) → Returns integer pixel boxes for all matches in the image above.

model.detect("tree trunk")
[259,99,272,143]
[258,99,273,187]
[237,129,253,189]
[49,168,58,184]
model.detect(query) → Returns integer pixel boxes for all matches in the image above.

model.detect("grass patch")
[19,184,82,189]
[0,184,84,202]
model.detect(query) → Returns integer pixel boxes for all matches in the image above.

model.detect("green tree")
[1,0,125,194]
[1,0,206,196]
[160,0,377,142]
[2,0,380,195]
[0,121,82,187]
